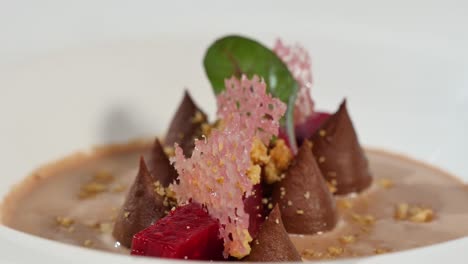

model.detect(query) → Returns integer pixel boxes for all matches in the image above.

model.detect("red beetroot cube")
[295,112,331,145]
[131,202,224,260]
[243,184,265,238]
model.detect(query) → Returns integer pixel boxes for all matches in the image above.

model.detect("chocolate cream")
[1,142,468,260]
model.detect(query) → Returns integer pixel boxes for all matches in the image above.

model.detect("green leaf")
[203,35,298,152]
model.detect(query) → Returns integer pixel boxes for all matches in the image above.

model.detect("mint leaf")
[203,35,298,152]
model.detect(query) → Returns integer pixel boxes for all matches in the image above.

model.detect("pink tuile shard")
[171,75,286,259]
[273,39,315,125]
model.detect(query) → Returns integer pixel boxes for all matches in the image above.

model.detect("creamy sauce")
[1,143,468,260]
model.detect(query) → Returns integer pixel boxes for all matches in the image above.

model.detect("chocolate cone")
[272,140,337,234]
[244,205,301,262]
[164,91,207,156]
[148,139,178,186]
[112,157,168,248]
[309,100,372,194]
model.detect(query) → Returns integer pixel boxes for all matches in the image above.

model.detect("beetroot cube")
[131,202,224,260]
[295,112,331,145]
[243,184,265,238]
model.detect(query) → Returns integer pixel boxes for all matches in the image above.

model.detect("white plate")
[1,1,467,263]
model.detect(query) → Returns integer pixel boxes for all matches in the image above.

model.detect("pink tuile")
[171,75,286,258]
[273,39,315,125]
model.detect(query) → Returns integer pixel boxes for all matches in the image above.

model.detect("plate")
[1,1,467,263]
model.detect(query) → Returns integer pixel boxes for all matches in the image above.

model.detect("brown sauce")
[1,142,468,260]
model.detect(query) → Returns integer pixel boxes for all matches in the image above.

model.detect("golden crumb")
[302,249,325,259]
[287,200,293,206]
[56,216,74,227]
[337,199,353,209]
[93,170,114,183]
[261,198,269,204]
[246,164,261,185]
[269,139,292,171]
[83,240,93,247]
[153,181,166,196]
[296,209,305,215]
[351,213,375,226]
[250,138,270,165]
[409,208,434,223]
[165,186,176,199]
[304,191,310,199]
[124,211,130,218]
[327,246,344,256]
[79,182,107,198]
[318,156,326,163]
[191,111,205,124]
[377,178,394,189]
[339,235,356,244]
[327,180,338,194]
[394,203,434,223]
[268,203,273,209]
[98,222,113,234]
[394,203,409,220]
[201,123,212,137]
[163,146,175,157]
[319,129,326,137]
[279,187,286,199]
[264,160,281,184]
[374,248,391,254]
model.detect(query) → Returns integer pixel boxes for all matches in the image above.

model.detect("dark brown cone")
[112,157,168,248]
[272,140,337,234]
[309,100,372,195]
[148,138,178,186]
[243,205,302,262]
[164,91,207,156]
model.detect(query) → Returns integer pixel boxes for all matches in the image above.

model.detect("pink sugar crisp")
[273,39,315,124]
[171,75,286,258]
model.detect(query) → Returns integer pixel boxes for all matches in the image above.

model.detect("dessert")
[2,35,468,262]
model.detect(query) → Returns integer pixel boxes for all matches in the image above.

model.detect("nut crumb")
[98,222,113,234]
[319,129,326,137]
[302,249,324,259]
[124,211,130,218]
[339,235,356,244]
[191,111,205,124]
[246,164,261,185]
[304,191,310,199]
[79,182,107,199]
[327,246,343,256]
[56,216,74,227]
[337,200,353,209]
[163,146,175,157]
[250,138,270,165]
[394,203,434,223]
[296,209,304,215]
[374,248,391,254]
[351,213,375,226]
[83,240,93,247]
[377,178,394,189]
[275,218,280,224]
